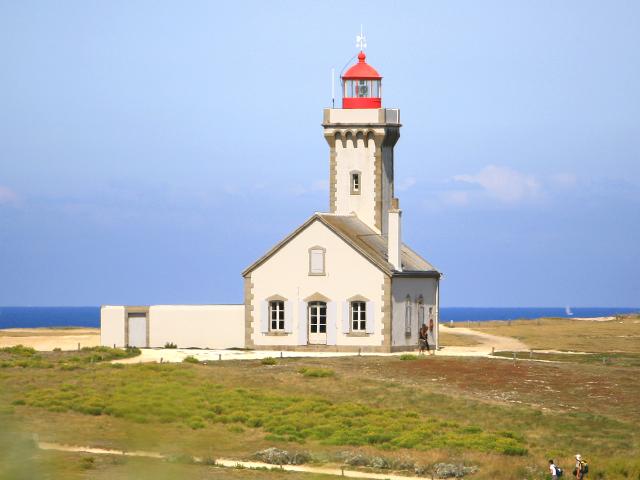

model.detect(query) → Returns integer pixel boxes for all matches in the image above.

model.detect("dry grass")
[466,315,640,353]
[2,345,640,479]
[439,331,484,347]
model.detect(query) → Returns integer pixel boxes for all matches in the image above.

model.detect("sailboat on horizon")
[565,306,574,316]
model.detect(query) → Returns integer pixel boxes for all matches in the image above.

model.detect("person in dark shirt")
[419,323,430,355]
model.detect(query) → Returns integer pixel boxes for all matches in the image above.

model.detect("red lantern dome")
[341,51,382,109]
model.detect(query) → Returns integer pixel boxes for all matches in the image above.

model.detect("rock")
[253,447,310,465]
[370,456,390,469]
[393,459,415,471]
[343,453,371,467]
[432,463,478,478]
[290,451,311,465]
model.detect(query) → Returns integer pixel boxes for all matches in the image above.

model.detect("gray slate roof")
[242,213,440,278]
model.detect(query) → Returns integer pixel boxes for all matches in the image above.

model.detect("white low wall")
[100,305,245,349]
[101,306,126,347]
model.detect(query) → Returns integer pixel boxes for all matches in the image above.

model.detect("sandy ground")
[0,328,100,351]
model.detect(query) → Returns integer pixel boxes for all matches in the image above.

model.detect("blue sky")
[0,1,638,307]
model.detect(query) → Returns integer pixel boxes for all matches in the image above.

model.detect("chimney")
[388,198,402,271]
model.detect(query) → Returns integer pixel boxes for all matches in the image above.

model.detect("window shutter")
[365,301,375,334]
[284,300,293,333]
[298,302,308,345]
[326,301,337,345]
[342,301,350,333]
[260,301,269,333]
[310,249,324,273]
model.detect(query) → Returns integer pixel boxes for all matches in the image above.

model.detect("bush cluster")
[0,345,140,369]
[16,364,527,455]
[399,354,419,361]
[298,367,335,378]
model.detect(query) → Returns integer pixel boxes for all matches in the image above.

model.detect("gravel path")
[38,441,431,479]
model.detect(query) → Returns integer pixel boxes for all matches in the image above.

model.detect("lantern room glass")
[344,79,381,99]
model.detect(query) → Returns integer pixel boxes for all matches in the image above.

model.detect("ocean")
[0,306,637,329]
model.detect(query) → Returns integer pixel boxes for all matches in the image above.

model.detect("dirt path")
[38,441,430,479]
[0,326,529,360]
[438,325,529,355]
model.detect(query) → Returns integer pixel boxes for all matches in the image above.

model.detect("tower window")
[350,171,361,195]
[309,246,326,275]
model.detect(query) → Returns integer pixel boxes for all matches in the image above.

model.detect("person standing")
[574,454,588,479]
[418,323,430,354]
[549,459,558,480]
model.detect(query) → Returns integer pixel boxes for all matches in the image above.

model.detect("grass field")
[2,340,640,479]
[438,331,484,347]
[465,315,640,353]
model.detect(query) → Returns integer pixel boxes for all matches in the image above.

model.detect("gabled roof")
[242,213,440,278]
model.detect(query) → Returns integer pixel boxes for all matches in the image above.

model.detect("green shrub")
[164,342,177,349]
[399,354,419,361]
[80,456,95,470]
[189,417,205,429]
[183,355,200,364]
[261,357,277,365]
[1,345,36,356]
[18,363,528,456]
[298,367,334,378]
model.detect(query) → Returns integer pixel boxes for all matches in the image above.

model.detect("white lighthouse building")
[242,50,441,352]
[101,48,441,352]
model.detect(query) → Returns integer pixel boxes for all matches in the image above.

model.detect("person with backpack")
[549,459,563,479]
[573,454,588,479]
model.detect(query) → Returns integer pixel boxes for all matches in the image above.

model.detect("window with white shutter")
[269,301,285,331]
[351,301,366,331]
[308,246,326,275]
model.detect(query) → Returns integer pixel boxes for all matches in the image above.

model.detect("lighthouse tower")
[323,50,401,247]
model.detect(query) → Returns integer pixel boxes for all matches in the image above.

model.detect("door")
[308,301,327,345]
[128,313,147,347]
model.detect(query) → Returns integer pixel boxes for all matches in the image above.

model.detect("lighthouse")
[102,37,441,354]
[323,50,401,261]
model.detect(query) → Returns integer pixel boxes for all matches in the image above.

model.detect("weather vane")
[356,25,367,51]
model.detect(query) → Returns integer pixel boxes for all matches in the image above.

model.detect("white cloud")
[549,173,578,188]
[453,165,541,203]
[397,177,417,192]
[441,190,471,206]
[0,186,19,205]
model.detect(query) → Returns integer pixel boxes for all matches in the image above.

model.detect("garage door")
[128,314,147,347]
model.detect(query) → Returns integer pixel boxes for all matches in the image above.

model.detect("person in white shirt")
[549,459,558,480]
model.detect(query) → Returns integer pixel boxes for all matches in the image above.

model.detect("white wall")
[100,306,126,347]
[391,277,439,349]
[100,305,245,349]
[334,133,377,230]
[149,305,244,349]
[249,219,387,348]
